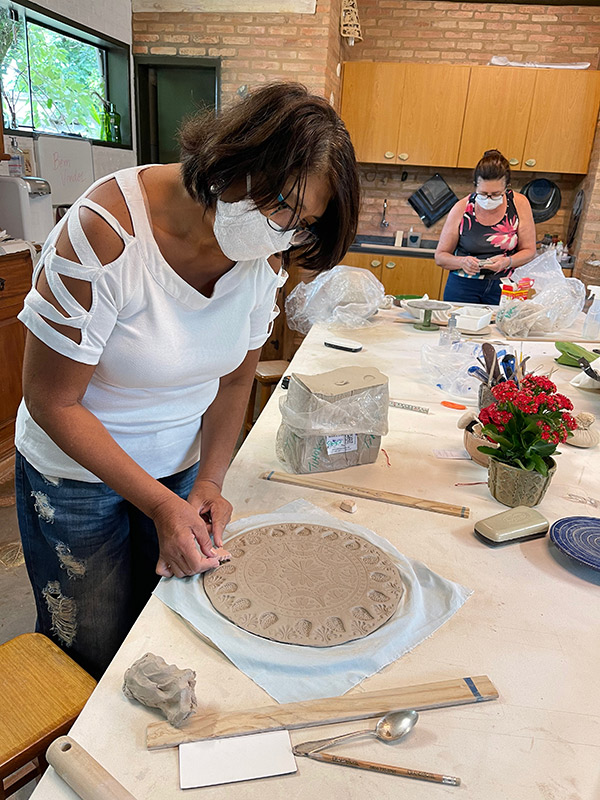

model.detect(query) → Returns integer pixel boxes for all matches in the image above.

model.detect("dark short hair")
[179,83,359,272]
[473,149,511,187]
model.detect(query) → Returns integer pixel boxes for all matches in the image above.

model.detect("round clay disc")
[203,523,403,647]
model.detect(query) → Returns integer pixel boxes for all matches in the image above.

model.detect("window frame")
[1,0,132,149]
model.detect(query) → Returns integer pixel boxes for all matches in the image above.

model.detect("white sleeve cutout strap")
[18,198,135,365]
[248,268,288,350]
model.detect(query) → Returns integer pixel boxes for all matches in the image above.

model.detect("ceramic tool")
[46,736,136,800]
[501,354,516,382]
[295,750,461,786]
[260,470,470,518]
[482,342,501,385]
[146,675,498,750]
[467,365,490,384]
[440,401,467,410]
[389,400,430,414]
[294,709,418,755]
[408,300,452,332]
[578,357,600,383]
[474,507,549,546]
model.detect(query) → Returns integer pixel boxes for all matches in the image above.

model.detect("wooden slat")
[146,675,498,750]
[261,471,470,519]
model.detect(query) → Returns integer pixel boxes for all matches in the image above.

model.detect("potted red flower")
[478,375,577,507]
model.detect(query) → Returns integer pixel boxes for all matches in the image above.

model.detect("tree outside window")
[0,4,106,139]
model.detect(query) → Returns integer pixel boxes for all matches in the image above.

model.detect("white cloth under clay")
[16,165,287,482]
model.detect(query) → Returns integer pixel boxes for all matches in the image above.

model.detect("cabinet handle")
[0,277,5,291]
[509,158,519,166]
[525,158,536,167]
[384,151,394,159]
[370,260,381,268]
[398,153,409,161]
[385,261,396,269]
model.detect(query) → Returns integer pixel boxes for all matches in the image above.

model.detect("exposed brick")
[512,43,540,52]
[221,36,250,45]
[457,21,484,29]
[134,34,159,43]
[531,14,558,22]
[206,24,234,33]
[191,35,219,44]
[147,22,174,32]
[163,34,190,43]
[150,46,177,55]
[132,22,147,31]
[132,45,148,54]
[236,25,266,34]
[178,47,207,56]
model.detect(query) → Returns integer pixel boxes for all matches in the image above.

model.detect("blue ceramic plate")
[550,516,600,570]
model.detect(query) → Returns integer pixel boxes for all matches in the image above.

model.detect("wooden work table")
[31,321,600,799]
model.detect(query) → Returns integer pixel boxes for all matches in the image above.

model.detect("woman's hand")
[153,493,221,578]
[458,255,480,276]
[187,479,233,548]
[484,254,511,273]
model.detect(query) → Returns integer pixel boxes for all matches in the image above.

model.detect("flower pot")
[487,457,556,507]
[478,384,495,410]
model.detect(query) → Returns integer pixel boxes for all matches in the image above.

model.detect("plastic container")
[583,284,600,341]
[8,138,24,177]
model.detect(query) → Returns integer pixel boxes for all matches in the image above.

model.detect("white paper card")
[179,730,297,789]
[433,448,471,459]
[326,433,358,454]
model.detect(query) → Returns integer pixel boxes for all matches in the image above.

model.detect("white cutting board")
[179,730,297,789]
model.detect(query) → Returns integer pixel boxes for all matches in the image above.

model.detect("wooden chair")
[243,360,289,438]
[0,633,96,799]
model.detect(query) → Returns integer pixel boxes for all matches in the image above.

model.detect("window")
[0,1,131,146]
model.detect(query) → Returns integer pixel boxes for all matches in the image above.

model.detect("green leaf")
[46,97,52,108]
[531,442,556,456]
[477,446,502,456]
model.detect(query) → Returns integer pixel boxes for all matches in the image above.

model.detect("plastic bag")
[496,251,585,337]
[421,340,484,399]
[285,264,385,334]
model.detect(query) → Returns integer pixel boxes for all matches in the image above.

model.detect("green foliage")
[0,12,105,138]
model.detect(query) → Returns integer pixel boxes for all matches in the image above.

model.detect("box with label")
[276,366,389,474]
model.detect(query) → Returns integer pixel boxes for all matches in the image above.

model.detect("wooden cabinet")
[340,250,383,282]
[398,64,470,168]
[458,66,537,170]
[343,62,600,174]
[0,250,32,478]
[341,63,469,167]
[523,69,600,174]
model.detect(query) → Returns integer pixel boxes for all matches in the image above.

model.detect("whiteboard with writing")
[35,135,95,205]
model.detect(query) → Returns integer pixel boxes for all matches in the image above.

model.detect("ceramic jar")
[488,457,556,507]
[463,429,491,467]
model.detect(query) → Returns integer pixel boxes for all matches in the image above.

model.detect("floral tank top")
[454,189,519,280]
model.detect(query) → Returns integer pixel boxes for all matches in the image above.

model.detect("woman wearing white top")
[15,83,360,677]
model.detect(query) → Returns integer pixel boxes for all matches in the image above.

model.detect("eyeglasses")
[266,193,318,247]
[477,191,505,200]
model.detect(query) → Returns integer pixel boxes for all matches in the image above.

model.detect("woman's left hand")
[485,255,511,273]
[187,479,233,548]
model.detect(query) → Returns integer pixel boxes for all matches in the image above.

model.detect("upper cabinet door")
[396,64,470,168]
[340,62,405,164]
[458,66,537,170]
[523,70,600,174]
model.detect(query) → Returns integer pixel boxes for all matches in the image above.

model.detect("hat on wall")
[521,179,562,223]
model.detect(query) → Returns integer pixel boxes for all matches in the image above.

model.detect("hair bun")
[483,149,500,157]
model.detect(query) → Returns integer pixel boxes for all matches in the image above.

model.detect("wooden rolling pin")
[46,736,136,800]
[261,471,470,518]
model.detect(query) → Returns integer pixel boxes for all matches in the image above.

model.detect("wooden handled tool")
[261,470,470,519]
[46,736,136,800]
[300,750,461,786]
[146,675,497,750]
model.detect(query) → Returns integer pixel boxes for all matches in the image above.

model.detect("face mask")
[476,193,504,211]
[213,197,296,261]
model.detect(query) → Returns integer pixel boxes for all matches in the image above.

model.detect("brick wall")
[132,1,343,105]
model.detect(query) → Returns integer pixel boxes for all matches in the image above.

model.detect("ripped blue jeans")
[15,451,199,679]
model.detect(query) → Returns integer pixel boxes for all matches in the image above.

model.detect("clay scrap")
[203,523,403,647]
[122,652,197,727]
[213,546,232,562]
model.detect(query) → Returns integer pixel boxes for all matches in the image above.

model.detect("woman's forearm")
[435,251,462,270]
[509,247,536,269]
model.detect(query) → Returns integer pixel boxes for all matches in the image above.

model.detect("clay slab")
[203,523,403,647]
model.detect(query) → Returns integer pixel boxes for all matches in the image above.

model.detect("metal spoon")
[293,709,419,756]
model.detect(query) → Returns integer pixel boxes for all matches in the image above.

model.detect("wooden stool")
[0,633,96,799]
[243,360,289,438]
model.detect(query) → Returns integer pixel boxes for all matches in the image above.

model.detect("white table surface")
[32,322,600,800]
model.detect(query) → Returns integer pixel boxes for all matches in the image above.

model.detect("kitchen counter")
[350,234,438,258]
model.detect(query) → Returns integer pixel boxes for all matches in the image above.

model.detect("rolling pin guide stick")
[46,736,137,800]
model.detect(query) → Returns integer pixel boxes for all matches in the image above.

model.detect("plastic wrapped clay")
[566,412,599,448]
[122,652,197,727]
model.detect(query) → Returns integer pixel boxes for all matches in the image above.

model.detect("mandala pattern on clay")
[203,523,403,646]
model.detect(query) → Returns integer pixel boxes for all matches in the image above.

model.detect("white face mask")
[213,197,296,261]
[476,193,504,211]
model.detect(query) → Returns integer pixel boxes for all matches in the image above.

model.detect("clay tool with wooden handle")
[261,471,470,519]
[296,749,461,786]
[147,675,497,750]
[46,736,136,800]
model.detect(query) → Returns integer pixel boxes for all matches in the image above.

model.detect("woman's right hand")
[457,255,480,276]
[152,494,220,578]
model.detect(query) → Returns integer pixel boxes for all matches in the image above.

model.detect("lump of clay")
[213,546,231,562]
[122,652,197,727]
[566,412,600,448]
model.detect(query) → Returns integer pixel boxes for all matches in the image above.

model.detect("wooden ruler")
[261,470,470,519]
[146,675,497,750]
